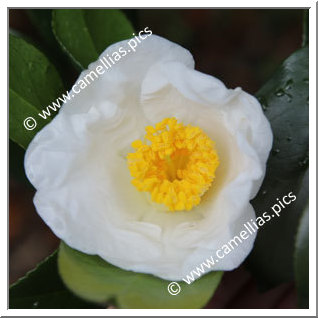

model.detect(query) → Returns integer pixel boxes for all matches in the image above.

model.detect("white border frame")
[3,1,316,316]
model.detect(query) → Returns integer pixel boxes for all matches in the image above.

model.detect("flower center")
[127,118,219,211]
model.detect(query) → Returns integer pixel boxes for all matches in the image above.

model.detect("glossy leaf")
[58,242,223,309]
[52,9,134,69]
[294,205,309,308]
[27,9,81,90]
[9,251,102,309]
[247,46,309,288]
[9,34,64,149]
[302,9,309,48]
[27,10,56,49]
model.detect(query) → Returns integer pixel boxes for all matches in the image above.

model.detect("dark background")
[9,8,304,308]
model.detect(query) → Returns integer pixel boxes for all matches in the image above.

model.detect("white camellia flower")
[25,35,272,281]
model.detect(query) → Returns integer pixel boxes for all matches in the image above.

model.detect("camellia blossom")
[25,35,273,280]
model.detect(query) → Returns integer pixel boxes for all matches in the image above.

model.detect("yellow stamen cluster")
[127,118,219,211]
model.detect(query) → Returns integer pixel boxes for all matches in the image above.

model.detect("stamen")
[127,118,219,211]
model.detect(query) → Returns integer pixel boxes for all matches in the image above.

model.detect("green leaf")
[9,34,64,149]
[26,9,81,89]
[58,242,223,309]
[302,9,309,48]
[27,10,56,49]
[294,204,309,308]
[247,46,309,289]
[10,251,102,309]
[52,9,134,69]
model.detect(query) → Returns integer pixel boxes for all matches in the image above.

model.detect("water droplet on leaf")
[298,156,309,167]
[257,96,268,111]
[285,79,293,90]
[275,89,285,97]
[272,149,280,155]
